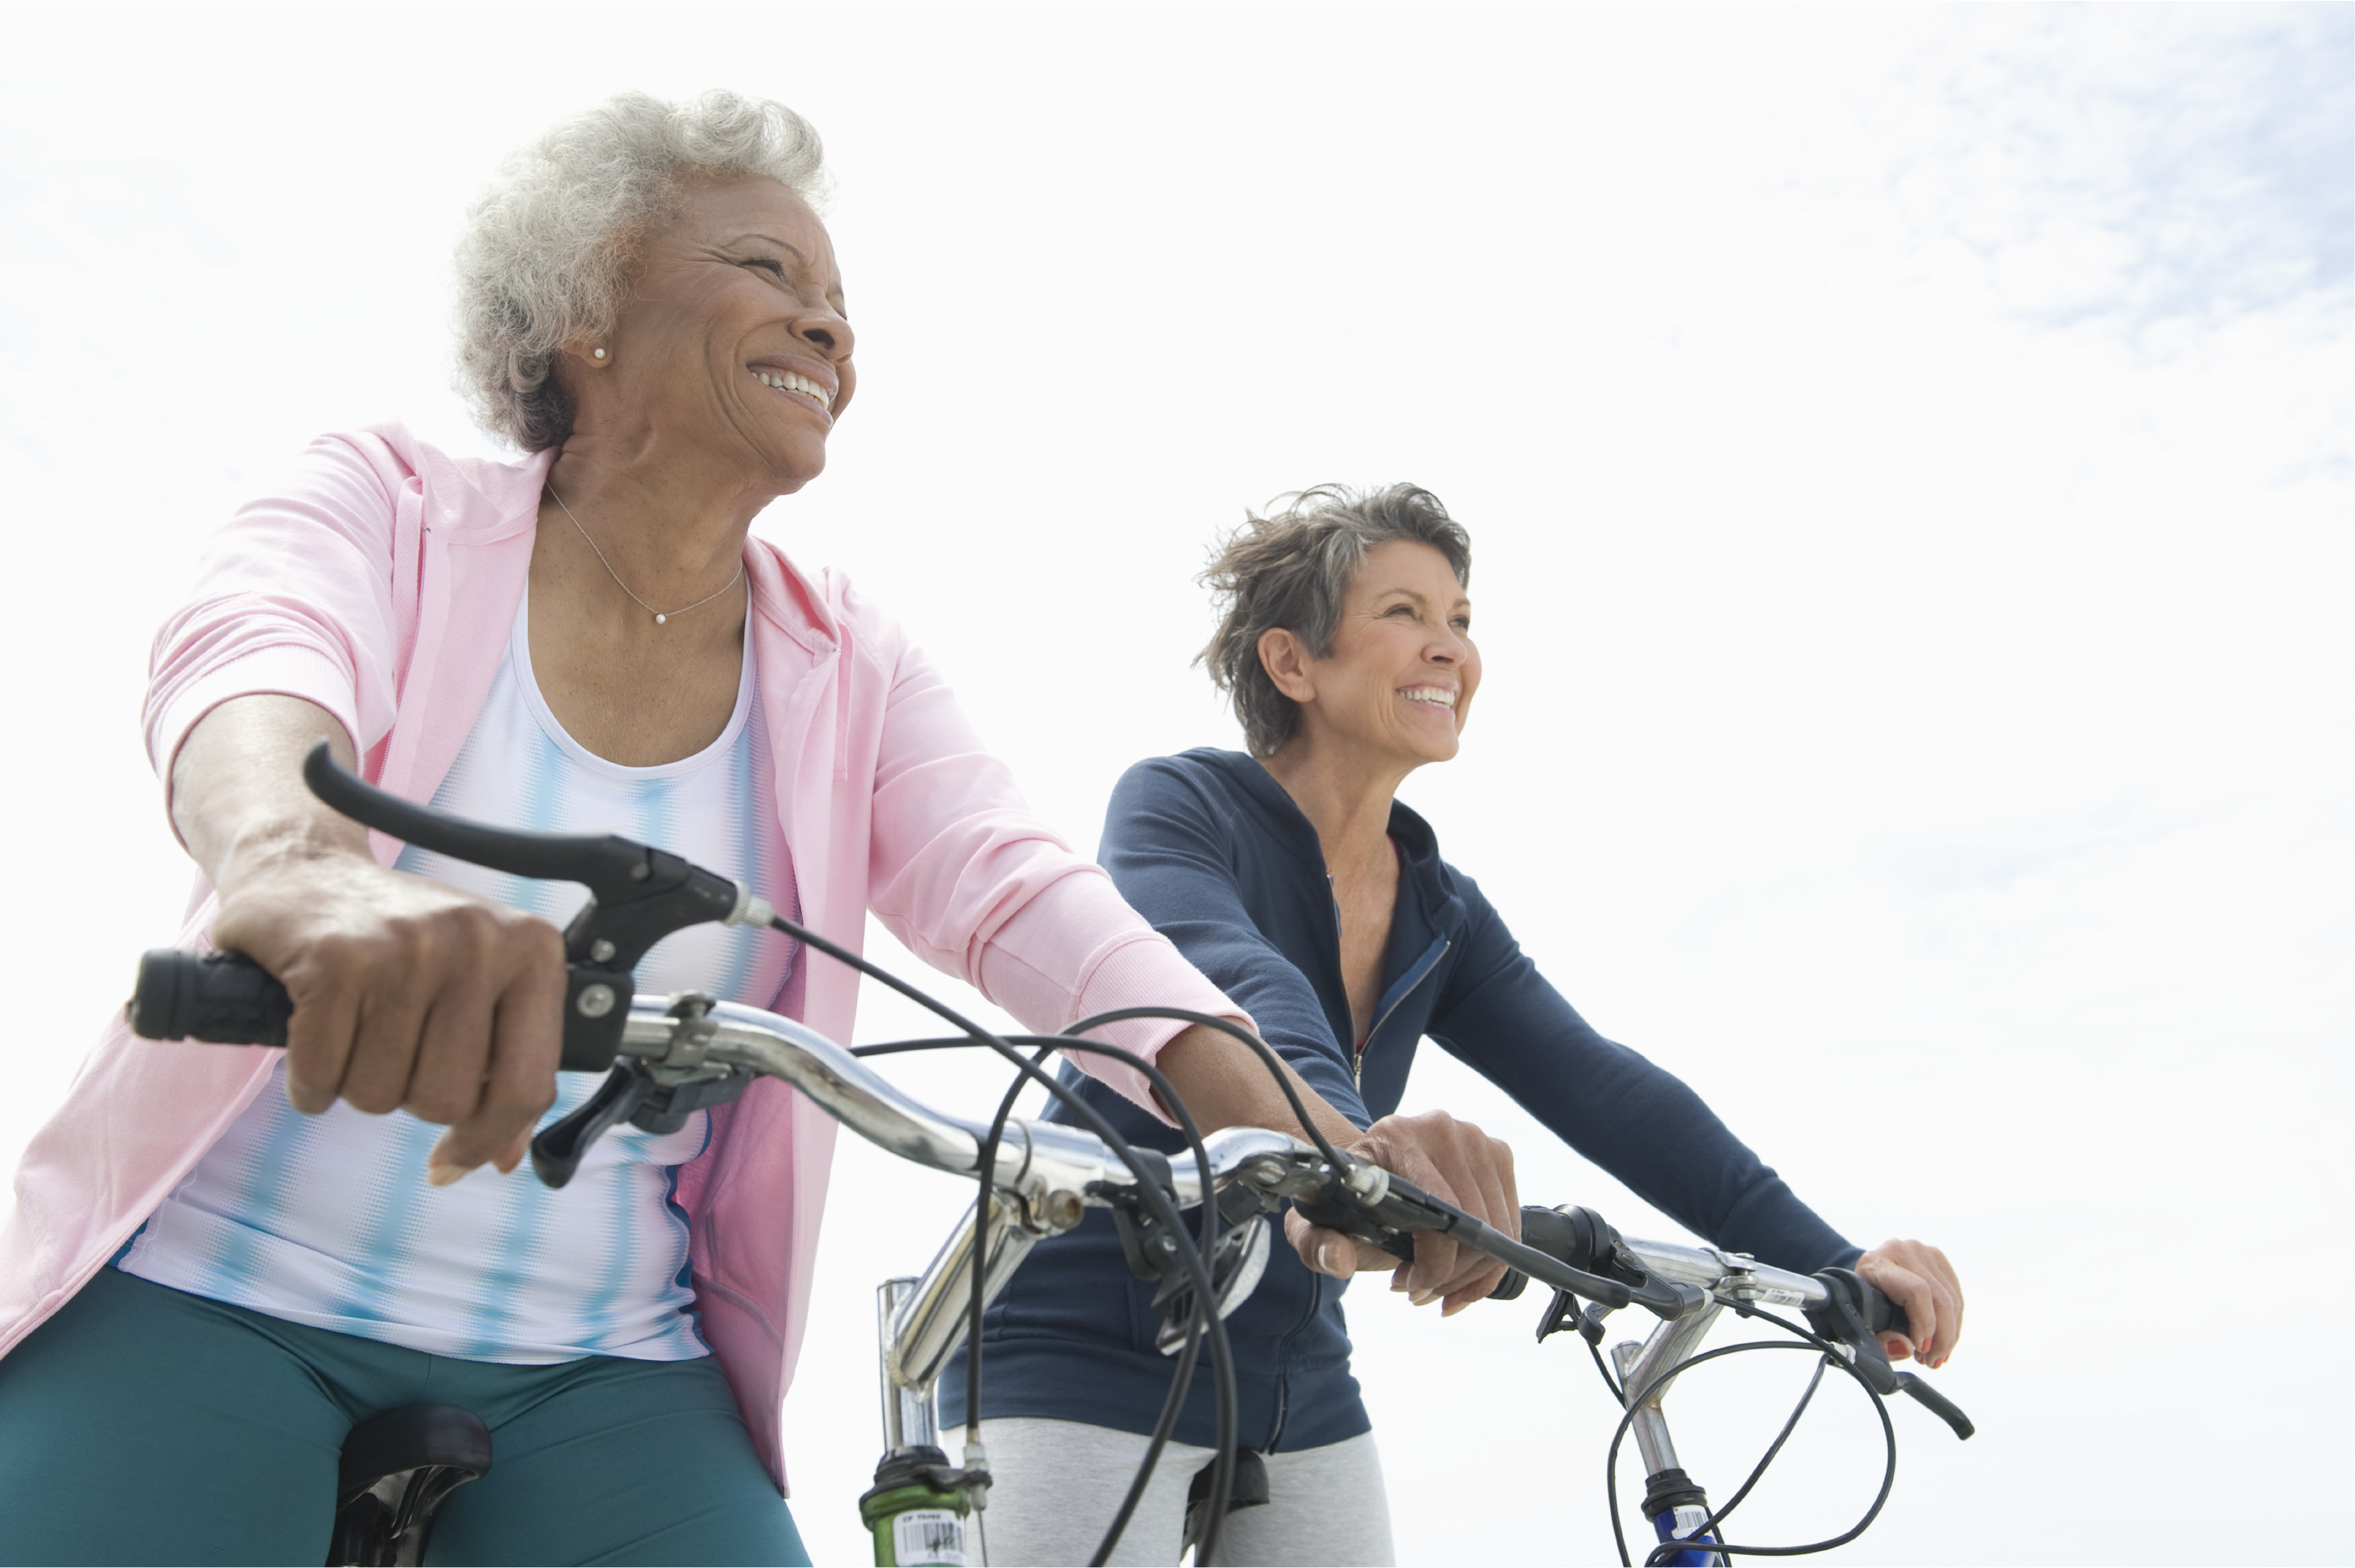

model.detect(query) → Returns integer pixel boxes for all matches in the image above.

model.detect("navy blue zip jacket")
[947,749,1859,1451]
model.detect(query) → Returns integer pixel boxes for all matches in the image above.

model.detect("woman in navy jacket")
[952,485,1965,1566]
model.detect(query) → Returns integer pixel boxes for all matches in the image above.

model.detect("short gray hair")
[453,89,830,451]
[1198,484,1473,757]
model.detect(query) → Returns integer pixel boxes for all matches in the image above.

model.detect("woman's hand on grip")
[1855,1237,1963,1370]
[210,856,567,1184]
[1287,1108,1519,1316]
[177,695,567,1186]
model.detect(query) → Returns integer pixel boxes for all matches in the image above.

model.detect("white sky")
[2,4,2348,1563]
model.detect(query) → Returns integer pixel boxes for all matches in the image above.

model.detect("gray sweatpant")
[952,1418,1394,1566]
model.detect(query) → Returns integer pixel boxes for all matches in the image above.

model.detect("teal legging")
[0,1268,809,1566]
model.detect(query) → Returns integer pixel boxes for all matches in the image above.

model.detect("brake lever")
[1288,1158,1703,1317]
[298,745,785,1181]
[299,742,776,1074]
[1806,1266,1974,1439]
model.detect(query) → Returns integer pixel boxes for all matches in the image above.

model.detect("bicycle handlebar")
[130,948,1974,1443]
[126,951,1944,1362]
[121,742,1969,1445]
[127,953,1299,1206]
[1496,1204,1974,1441]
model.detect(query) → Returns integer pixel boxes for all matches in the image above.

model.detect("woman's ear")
[1258,627,1317,703]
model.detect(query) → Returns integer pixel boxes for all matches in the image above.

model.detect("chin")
[767,443,828,493]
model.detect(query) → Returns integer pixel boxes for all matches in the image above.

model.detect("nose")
[793,308,854,364]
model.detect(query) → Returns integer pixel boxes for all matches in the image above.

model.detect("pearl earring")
[592,347,607,360]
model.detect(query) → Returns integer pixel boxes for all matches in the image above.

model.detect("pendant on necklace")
[655,613,667,626]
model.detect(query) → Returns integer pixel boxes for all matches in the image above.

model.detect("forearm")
[166,692,564,1175]
[1151,1024,1363,1148]
[171,695,366,890]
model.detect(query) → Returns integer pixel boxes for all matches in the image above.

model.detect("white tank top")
[119,586,800,1362]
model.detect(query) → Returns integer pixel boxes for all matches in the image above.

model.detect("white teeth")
[755,369,832,410]
[1403,688,1457,707]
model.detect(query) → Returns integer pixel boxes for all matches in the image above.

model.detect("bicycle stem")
[884,1194,1043,1396]
[1612,1302,1726,1475]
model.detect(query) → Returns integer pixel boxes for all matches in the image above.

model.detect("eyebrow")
[725,233,847,310]
[726,233,809,264]
[1375,585,1472,612]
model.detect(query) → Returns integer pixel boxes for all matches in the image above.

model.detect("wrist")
[207,811,372,895]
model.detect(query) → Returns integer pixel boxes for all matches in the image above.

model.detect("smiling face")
[585,176,855,492]
[1265,539,1480,774]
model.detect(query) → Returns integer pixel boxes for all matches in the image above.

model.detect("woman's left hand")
[1854,1238,1964,1370]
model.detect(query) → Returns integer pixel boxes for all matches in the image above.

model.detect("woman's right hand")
[1288,1108,1521,1316]
[177,696,567,1185]
[1155,1025,1521,1317]
[210,856,566,1183]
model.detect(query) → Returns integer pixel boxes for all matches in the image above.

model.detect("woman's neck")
[1257,734,1417,880]
[543,436,772,602]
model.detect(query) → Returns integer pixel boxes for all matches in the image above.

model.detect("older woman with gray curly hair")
[0,90,1256,1565]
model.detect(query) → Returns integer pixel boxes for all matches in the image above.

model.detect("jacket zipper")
[1354,938,1450,1089]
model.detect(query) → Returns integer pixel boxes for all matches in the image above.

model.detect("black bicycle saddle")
[327,1404,493,1567]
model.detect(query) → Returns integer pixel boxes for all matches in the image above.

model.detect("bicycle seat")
[327,1404,493,1568]
[1183,1449,1270,1556]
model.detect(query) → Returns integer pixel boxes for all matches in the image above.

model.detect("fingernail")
[426,1160,466,1187]
[1318,1241,1343,1276]
[1409,1288,1436,1307]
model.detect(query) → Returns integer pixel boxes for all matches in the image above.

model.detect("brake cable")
[760,917,1242,1564]
[1601,1316,1899,1566]
[847,1025,1237,1564]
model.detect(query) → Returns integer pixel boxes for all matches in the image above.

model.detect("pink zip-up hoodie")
[0,425,1236,1494]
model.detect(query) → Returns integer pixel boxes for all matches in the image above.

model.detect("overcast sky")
[2,6,2348,1564]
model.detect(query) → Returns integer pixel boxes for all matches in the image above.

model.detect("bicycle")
[128,741,1971,1566]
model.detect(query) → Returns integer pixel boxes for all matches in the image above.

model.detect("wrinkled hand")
[211,853,567,1185]
[1855,1238,1964,1369]
[1285,1108,1518,1316]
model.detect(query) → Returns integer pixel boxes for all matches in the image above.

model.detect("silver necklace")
[546,484,745,626]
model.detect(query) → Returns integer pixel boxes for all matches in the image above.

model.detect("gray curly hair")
[452,89,830,452]
[1198,484,1473,758]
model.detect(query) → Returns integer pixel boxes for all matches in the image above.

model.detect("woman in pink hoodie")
[0,89,1344,1565]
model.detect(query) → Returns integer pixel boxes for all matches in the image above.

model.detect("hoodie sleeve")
[1096,758,1370,1128]
[1428,870,1859,1274]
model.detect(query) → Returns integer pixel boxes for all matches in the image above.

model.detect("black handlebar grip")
[1490,1204,1617,1301]
[1855,1273,1915,1345]
[129,950,292,1047]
